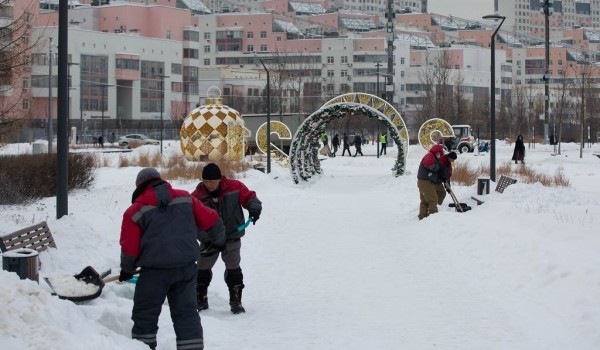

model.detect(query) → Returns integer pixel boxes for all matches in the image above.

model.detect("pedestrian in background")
[512,134,525,164]
[342,133,352,156]
[353,134,363,157]
[332,134,340,157]
[192,163,262,314]
[379,133,387,156]
[321,131,328,148]
[120,167,225,350]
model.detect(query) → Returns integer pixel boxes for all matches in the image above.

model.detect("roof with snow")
[397,32,436,49]
[178,0,211,14]
[584,31,600,43]
[497,33,524,48]
[340,17,376,32]
[289,2,326,15]
[432,16,459,31]
[273,19,303,36]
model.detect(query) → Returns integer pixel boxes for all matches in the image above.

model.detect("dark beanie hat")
[202,163,222,180]
[447,151,458,160]
[136,167,161,187]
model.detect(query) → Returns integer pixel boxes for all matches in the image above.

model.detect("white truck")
[441,124,477,153]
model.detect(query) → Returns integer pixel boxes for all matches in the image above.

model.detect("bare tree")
[0,1,41,143]
[553,66,575,154]
[417,50,455,123]
[573,60,600,158]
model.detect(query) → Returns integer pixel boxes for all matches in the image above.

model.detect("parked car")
[118,134,159,147]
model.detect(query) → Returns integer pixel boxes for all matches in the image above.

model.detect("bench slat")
[0,221,56,253]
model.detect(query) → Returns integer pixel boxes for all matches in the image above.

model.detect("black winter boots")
[228,285,245,314]
[197,284,209,311]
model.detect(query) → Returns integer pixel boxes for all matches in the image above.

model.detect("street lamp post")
[67,62,79,141]
[375,61,382,158]
[154,73,169,154]
[260,58,274,174]
[47,37,53,154]
[482,14,506,182]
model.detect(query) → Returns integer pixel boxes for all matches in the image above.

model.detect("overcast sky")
[427,0,494,20]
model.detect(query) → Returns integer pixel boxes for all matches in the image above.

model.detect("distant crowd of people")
[321,131,387,157]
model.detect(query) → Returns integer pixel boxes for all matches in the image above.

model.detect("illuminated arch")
[255,121,292,167]
[289,97,406,184]
[322,93,409,158]
[418,118,453,151]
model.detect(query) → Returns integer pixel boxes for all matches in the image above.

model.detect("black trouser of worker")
[132,263,203,350]
[197,239,243,288]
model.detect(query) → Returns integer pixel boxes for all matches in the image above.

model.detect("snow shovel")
[44,266,108,302]
[200,217,253,257]
[444,183,471,213]
[44,266,138,302]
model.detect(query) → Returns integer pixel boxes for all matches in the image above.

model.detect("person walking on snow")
[342,133,352,156]
[332,134,340,157]
[379,133,387,156]
[512,134,525,164]
[353,134,364,156]
[192,163,262,314]
[417,144,445,220]
[119,167,226,350]
[321,131,328,148]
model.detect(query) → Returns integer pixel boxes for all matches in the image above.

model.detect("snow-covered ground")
[1,140,599,350]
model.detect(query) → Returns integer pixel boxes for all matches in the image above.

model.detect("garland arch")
[289,96,407,184]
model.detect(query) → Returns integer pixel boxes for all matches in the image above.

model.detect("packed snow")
[1,139,599,350]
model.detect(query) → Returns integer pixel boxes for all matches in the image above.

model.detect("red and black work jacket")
[192,176,262,241]
[417,144,443,184]
[120,180,223,273]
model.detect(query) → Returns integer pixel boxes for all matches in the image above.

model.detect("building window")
[247,45,254,52]
[204,32,211,40]
[22,77,29,92]
[327,70,334,77]
[183,48,199,59]
[327,56,334,64]
[400,84,405,91]
[401,57,405,64]
[204,59,210,65]
[400,71,405,77]
[171,63,182,75]
[183,30,200,41]
[341,70,348,77]
[22,99,30,110]
[80,54,109,112]
[341,56,348,63]
[204,46,210,53]
[260,44,267,52]
[260,31,267,38]
[166,30,172,39]
[140,61,165,113]
[247,32,253,38]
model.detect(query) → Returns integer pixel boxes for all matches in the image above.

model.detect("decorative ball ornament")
[418,118,453,151]
[179,87,246,161]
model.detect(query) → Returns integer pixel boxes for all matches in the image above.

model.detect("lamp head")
[482,14,506,21]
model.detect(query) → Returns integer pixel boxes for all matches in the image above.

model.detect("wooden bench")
[495,175,517,194]
[0,221,57,253]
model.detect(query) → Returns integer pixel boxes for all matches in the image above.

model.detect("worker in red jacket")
[416,144,444,220]
[120,167,225,350]
[192,163,262,314]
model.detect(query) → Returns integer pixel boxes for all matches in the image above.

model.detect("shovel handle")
[103,274,121,283]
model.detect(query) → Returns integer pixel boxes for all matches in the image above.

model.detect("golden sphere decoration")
[418,118,453,151]
[179,87,246,161]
